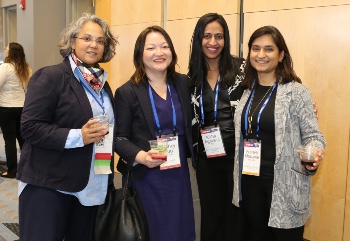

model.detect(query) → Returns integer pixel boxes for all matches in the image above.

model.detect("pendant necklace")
[247,84,274,133]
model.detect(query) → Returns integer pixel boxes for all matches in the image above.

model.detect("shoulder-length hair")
[58,12,118,63]
[242,25,301,89]
[188,13,241,88]
[131,26,178,84]
[5,42,31,88]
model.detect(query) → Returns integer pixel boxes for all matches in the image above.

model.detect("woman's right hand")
[135,150,166,168]
[81,118,108,145]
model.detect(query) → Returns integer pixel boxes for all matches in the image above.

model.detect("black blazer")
[17,57,115,192]
[114,73,194,179]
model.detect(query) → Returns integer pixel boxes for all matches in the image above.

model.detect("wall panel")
[111,0,163,26]
[244,0,350,13]
[167,0,239,20]
[345,140,350,241]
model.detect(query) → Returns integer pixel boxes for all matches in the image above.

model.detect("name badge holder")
[199,76,226,158]
[149,84,181,170]
[94,124,114,174]
[242,83,277,176]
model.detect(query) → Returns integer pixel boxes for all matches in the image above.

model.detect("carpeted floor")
[0,132,20,241]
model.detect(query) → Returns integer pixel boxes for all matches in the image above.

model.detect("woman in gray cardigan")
[233,26,325,241]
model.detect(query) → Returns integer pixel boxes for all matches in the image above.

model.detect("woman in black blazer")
[114,26,195,241]
[17,13,118,241]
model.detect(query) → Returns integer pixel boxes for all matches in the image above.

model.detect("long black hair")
[242,25,301,89]
[188,13,241,88]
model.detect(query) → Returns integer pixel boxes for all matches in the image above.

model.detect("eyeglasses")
[74,36,106,46]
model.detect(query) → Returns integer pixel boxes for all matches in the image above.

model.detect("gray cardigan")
[233,81,326,228]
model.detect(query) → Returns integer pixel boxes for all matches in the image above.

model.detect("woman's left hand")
[305,149,324,171]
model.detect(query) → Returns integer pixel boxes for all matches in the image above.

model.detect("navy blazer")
[114,73,194,179]
[17,57,115,192]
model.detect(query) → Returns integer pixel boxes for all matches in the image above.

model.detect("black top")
[198,78,235,156]
[241,83,277,178]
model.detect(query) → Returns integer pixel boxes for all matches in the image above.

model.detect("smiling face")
[201,21,224,61]
[71,21,105,67]
[250,34,284,77]
[142,31,172,75]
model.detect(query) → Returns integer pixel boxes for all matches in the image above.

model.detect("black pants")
[0,107,24,174]
[19,184,98,241]
[241,175,304,241]
[196,152,249,241]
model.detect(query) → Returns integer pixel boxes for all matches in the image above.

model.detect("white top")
[0,63,32,107]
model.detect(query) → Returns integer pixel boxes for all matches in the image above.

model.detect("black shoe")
[0,172,16,179]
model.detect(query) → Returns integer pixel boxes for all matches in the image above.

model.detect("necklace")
[247,85,274,133]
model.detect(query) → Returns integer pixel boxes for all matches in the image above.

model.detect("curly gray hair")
[58,13,118,62]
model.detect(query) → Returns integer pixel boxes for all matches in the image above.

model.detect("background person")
[188,13,247,241]
[233,25,325,241]
[17,13,118,241]
[0,42,31,179]
[114,26,195,241]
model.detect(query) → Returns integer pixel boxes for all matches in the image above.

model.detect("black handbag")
[94,169,149,241]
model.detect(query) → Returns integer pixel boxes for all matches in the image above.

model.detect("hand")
[299,149,324,171]
[81,118,108,145]
[135,150,166,168]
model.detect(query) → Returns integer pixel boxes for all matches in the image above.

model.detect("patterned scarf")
[72,53,104,93]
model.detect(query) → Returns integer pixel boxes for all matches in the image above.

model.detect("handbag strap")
[122,167,136,198]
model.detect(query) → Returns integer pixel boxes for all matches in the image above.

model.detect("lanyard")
[74,67,105,114]
[199,76,221,127]
[148,83,176,137]
[244,83,277,139]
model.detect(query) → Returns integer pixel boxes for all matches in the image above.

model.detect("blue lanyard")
[148,83,176,137]
[199,76,221,127]
[244,83,277,139]
[74,67,105,114]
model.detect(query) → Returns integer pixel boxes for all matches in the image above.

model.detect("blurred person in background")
[0,42,32,179]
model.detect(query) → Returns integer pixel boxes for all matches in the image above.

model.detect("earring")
[72,49,75,54]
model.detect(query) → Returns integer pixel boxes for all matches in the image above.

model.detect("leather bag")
[94,169,149,241]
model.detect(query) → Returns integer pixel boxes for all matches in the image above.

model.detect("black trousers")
[19,184,98,241]
[241,175,304,241]
[0,107,24,174]
[196,152,249,241]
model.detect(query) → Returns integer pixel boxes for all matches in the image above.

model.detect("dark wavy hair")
[5,42,31,88]
[130,26,178,84]
[188,13,241,88]
[242,25,301,89]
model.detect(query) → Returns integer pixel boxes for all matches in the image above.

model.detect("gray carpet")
[0,133,20,241]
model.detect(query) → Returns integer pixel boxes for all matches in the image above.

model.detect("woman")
[233,26,326,241]
[0,42,31,179]
[17,13,118,241]
[114,26,195,241]
[188,13,246,241]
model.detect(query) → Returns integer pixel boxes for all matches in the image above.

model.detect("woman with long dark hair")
[0,42,31,178]
[233,25,325,241]
[188,13,246,241]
